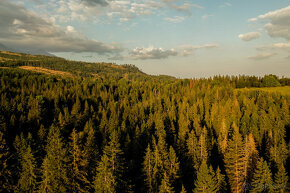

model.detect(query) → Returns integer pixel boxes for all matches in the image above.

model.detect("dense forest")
[0,51,289,193]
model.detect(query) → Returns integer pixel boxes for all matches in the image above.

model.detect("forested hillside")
[0,52,289,192]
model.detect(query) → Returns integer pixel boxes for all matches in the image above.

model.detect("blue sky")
[1,0,290,77]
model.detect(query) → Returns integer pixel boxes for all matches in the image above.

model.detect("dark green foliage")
[262,75,281,87]
[68,129,91,192]
[17,145,37,192]
[250,158,273,193]
[0,63,288,192]
[38,126,69,193]
[0,131,12,192]
[273,165,288,193]
[224,123,246,193]
[216,166,227,193]
[193,161,218,193]
[159,173,174,193]
[94,130,126,193]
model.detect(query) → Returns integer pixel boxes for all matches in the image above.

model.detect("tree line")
[0,68,289,192]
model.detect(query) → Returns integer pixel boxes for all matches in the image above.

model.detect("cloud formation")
[82,0,110,7]
[219,2,231,8]
[202,14,214,20]
[44,0,202,24]
[0,0,122,54]
[164,16,185,23]
[238,32,261,41]
[179,44,219,56]
[250,6,290,40]
[130,46,178,60]
[248,53,276,60]
[257,43,290,50]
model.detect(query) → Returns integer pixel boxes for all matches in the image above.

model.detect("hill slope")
[0,50,146,79]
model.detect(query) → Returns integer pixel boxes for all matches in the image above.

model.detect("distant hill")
[0,43,54,56]
[0,50,153,80]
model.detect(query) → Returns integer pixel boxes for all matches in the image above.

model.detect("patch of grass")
[18,66,74,77]
[235,86,290,95]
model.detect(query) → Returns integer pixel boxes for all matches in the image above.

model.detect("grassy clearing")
[18,66,74,77]
[235,86,290,95]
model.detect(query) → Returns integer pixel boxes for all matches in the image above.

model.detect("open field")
[235,86,290,95]
[18,66,74,77]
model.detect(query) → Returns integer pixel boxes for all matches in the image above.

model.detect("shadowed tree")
[68,129,91,192]
[250,158,273,193]
[38,126,69,193]
[94,130,126,193]
[193,161,218,193]
[159,173,174,193]
[224,123,246,193]
[17,145,37,192]
[273,165,288,193]
[0,131,12,192]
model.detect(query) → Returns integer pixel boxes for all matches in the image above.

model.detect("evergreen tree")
[193,161,218,193]
[83,119,98,180]
[250,158,273,193]
[180,185,187,193]
[0,131,12,192]
[273,165,288,193]
[143,144,154,192]
[216,166,227,193]
[17,145,37,192]
[94,130,125,193]
[167,146,180,184]
[224,123,246,193]
[38,126,69,193]
[159,173,174,193]
[38,157,52,193]
[244,133,259,182]
[68,129,91,192]
[94,154,116,193]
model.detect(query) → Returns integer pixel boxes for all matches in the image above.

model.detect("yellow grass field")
[235,86,290,95]
[18,66,74,77]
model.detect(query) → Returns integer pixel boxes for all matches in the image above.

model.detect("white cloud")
[238,32,261,41]
[247,17,257,22]
[251,6,290,40]
[130,46,178,60]
[257,43,290,50]
[81,0,109,7]
[0,0,123,54]
[248,53,276,60]
[202,14,214,20]
[179,44,219,56]
[66,25,76,33]
[163,0,203,15]
[272,43,290,49]
[220,2,231,8]
[164,16,185,23]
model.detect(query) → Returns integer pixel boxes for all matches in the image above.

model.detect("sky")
[0,0,290,78]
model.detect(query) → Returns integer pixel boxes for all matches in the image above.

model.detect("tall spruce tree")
[17,145,37,192]
[224,123,246,193]
[216,166,227,193]
[0,131,12,192]
[38,126,69,193]
[83,119,99,181]
[94,130,125,193]
[159,173,174,193]
[193,161,218,193]
[143,144,154,192]
[68,129,91,192]
[94,154,116,193]
[167,146,180,185]
[250,158,273,193]
[273,165,288,193]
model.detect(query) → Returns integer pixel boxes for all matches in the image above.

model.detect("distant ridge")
[0,43,55,56]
